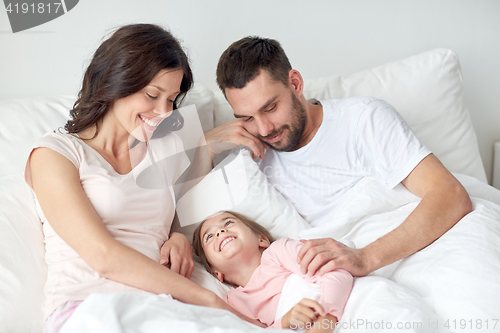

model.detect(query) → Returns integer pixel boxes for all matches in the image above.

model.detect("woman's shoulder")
[32,131,84,169]
[35,131,82,147]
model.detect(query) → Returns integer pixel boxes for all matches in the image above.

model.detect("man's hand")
[298,238,370,277]
[281,298,325,329]
[204,118,268,161]
[159,232,194,278]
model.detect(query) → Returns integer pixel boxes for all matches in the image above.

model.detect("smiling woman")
[23,24,258,333]
[65,24,191,142]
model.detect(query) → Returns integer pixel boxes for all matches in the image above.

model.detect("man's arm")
[298,154,472,277]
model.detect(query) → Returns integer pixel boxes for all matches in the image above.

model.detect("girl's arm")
[268,239,353,322]
[29,147,256,323]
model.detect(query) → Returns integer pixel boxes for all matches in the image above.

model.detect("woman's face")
[110,68,184,141]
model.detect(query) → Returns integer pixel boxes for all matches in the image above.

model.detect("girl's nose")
[216,229,226,237]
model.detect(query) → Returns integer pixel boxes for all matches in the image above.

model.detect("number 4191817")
[444,319,498,330]
[5,2,62,14]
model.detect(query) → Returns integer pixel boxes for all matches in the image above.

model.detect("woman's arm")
[29,147,255,321]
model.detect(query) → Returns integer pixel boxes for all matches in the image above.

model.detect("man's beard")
[259,93,307,152]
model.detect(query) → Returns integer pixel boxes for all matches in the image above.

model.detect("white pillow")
[213,49,487,183]
[172,148,310,242]
[0,83,214,179]
[336,48,486,183]
[179,82,215,134]
[0,95,75,178]
[0,175,46,332]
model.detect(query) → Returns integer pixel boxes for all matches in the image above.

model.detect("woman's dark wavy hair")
[65,24,193,139]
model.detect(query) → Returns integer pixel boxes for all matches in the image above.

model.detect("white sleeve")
[354,99,431,188]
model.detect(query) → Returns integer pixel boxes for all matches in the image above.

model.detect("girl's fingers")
[298,298,326,317]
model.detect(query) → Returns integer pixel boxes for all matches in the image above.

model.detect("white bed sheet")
[60,175,500,333]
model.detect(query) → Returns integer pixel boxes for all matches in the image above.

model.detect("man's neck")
[294,98,323,150]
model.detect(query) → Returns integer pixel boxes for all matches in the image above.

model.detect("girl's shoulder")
[263,237,303,259]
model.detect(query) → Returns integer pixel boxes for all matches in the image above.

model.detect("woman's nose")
[154,102,173,115]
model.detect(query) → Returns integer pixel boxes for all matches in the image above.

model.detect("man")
[204,36,472,277]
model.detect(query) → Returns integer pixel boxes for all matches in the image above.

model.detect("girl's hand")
[281,298,326,329]
[159,232,194,278]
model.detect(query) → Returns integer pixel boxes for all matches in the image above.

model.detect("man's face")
[225,70,307,152]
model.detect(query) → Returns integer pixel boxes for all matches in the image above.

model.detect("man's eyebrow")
[233,96,278,119]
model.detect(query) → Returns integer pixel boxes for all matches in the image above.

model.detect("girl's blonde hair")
[192,211,275,282]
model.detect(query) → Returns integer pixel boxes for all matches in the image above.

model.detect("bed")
[1,48,499,333]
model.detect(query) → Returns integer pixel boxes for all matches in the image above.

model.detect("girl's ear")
[213,271,224,283]
[258,235,271,249]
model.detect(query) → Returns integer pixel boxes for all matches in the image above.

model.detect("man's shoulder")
[321,96,385,110]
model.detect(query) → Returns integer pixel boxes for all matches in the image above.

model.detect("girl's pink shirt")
[225,238,353,328]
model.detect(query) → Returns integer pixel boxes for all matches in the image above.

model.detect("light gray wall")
[1,0,499,183]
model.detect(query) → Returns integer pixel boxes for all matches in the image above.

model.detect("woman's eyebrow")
[149,85,165,92]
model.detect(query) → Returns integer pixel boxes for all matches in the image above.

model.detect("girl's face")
[200,212,270,280]
[110,68,184,142]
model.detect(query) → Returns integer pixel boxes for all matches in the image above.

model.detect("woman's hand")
[281,298,326,329]
[159,232,194,278]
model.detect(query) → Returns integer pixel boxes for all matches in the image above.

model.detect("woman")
[25,24,255,332]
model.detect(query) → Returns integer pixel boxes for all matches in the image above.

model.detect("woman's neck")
[77,114,143,174]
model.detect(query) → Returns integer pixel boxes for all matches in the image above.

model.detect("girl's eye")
[225,221,233,227]
[205,234,213,242]
[146,93,158,100]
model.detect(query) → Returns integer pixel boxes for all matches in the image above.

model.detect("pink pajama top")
[225,238,353,328]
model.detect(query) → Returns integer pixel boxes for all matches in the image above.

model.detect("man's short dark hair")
[216,36,292,95]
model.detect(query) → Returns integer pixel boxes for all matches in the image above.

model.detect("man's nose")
[255,117,273,137]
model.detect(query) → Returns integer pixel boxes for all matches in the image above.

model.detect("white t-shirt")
[259,97,430,227]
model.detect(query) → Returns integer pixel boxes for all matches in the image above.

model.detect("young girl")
[193,211,353,332]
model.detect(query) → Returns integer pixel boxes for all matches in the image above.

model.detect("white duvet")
[61,175,500,333]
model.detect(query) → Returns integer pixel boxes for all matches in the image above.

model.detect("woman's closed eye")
[146,92,158,100]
